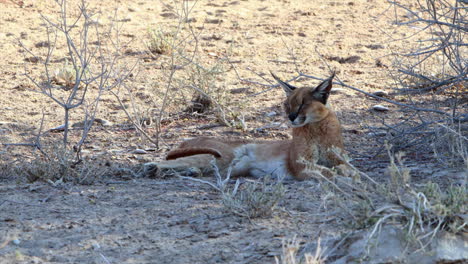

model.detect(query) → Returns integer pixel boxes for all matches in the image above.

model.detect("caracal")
[147,73,350,180]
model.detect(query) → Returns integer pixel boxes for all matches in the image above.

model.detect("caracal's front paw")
[143,162,159,177]
[143,162,202,178]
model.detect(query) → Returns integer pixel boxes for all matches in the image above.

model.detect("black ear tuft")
[312,73,335,104]
[271,71,297,96]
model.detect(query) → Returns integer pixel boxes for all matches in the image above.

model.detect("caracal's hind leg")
[143,154,215,178]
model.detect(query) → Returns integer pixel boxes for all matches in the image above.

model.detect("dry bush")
[18,0,134,154]
[375,0,467,160]
[183,62,247,129]
[295,143,466,259]
[4,0,136,183]
[389,0,466,94]
[116,0,247,148]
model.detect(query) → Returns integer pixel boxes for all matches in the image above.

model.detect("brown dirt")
[0,0,465,263]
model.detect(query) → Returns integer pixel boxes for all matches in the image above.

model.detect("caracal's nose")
[288,113,298,122]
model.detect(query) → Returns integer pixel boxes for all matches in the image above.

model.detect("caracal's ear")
[312,72,335,105]
[271,71,297,96]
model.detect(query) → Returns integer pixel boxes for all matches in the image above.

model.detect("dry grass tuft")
[15,143,106,184]
[297,142,466,258]
[275,236,326,264]
[222,176,285,218]
[364,145,467,252]
[146,28,174,55]
[432,123,468,168]
[174,161,285,219]
[51,59,76,88]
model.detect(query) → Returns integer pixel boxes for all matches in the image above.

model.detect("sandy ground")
[0,0,465,263]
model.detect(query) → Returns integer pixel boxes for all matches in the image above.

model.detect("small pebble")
[372,105,389,112]
[132,149,148,154]
[49,124,65,132]
[92,242,100,250]
[372,91,388,97]
[368,132,387,137]
[331,88,346,94]
[95,118,113,127]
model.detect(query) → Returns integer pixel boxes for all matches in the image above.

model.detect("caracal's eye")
[295,101,305,113]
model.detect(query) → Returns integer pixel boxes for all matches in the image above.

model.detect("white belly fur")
[233,144,292,180]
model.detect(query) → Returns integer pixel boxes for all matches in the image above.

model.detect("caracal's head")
[272,72,335,128]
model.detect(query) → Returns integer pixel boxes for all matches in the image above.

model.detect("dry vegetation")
[0,0,466,263]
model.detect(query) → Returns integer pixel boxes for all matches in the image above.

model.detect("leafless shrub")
[2,0,136,183]
[375,0,467,158]
[19,0,134,155]
[389,0,466,95]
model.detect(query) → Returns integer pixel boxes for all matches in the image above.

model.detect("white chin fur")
[290,116,319,127]
[290,122,306,128]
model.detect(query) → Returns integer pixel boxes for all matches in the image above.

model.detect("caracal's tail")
[166,148,222,160]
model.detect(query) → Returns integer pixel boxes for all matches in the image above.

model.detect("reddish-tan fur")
[166,147,222,160]
[286,110,344,180]
[149,73,349,180]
